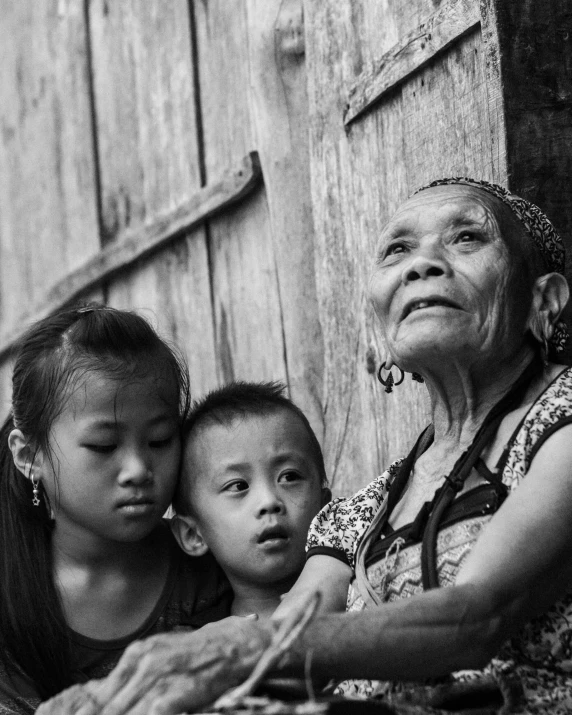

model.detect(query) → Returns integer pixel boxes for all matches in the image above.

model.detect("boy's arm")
[272,555,352,623]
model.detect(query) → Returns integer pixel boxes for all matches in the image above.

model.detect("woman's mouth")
[403,298,461,319]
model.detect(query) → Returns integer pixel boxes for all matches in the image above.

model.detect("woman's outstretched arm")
[272,554,352,623]
[37,425,572,713]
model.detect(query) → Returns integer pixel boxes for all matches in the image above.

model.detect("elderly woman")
[40,179,572,714]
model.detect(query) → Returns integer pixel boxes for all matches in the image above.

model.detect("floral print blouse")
[306,368,572,714]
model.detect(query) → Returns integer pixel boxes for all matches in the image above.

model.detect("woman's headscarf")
[415,177,569,353]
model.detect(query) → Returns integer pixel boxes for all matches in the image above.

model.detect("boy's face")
[181,410,326,589]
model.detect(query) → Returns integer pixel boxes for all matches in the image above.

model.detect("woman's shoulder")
[306,459,403,568]
[503,365,572,485]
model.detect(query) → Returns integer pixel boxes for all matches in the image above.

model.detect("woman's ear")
[170,514,209,557]
[8,429,36,479]
[527,273,570,342]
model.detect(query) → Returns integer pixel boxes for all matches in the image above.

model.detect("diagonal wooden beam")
[0,151,262,359]
[343,0,480,126]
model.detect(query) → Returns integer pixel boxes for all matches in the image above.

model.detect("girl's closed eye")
[83,443,117,454]
[149,433,175,449]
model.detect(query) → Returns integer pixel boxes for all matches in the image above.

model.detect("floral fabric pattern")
[306,368,572,713]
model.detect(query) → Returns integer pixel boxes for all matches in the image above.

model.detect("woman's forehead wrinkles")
[385,196,496,237]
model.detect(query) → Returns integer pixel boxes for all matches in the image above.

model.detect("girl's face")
[38,370,181,547]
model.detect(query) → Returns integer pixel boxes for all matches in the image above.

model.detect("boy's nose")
[257,488,285,516]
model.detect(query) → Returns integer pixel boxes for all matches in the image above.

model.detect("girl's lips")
[117,500,155,516]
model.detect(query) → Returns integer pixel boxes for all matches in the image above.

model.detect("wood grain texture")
[195,0,324,437]
[0,0,100,374]
[245,0,325,437]
[0,154,262,360]
[482,0,572,359]
[88,0,219,392]
[344,0,480,125]
[305,0,497,495]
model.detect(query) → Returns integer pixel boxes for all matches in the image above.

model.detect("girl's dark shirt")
[0,534,232,714]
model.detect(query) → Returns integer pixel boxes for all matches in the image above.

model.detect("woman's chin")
[391,329,476,370]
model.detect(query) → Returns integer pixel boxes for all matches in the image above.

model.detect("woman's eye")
[223,480,249,493]
[455,232,478,244]
[84,444,116,454]
[377,242,408,264]
[385,243,407,257]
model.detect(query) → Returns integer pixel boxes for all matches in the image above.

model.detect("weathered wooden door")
[0,0,324,440]
[305,0,572,494]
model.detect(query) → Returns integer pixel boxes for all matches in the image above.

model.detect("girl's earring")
[31,471,40,507]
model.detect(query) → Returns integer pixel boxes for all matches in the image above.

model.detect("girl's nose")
[118,452,153,486]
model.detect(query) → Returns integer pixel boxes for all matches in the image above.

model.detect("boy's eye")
[278,470,303,484]
[223,480,249,493]
[84,444,116,454]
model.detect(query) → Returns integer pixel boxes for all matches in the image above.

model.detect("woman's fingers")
[94,619,272,715]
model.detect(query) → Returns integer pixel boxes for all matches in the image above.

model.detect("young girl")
[0,305,232,714]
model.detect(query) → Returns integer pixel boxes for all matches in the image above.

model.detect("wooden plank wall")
[87,0,218,392]
[194,0,324,433]
[0,0,102,414]
[0,0,324,443]
[304,0,506,494]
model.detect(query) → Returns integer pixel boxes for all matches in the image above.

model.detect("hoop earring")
[31,471,40,507]
[377,362,404,393]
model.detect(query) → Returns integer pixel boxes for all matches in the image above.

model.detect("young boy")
[171,381,330,620]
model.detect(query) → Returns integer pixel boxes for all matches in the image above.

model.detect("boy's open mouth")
[257,525,289,543]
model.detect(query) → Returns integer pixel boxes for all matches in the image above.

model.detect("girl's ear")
[527,273,569,343]
[8,429,36,479]
[170,514,209,557]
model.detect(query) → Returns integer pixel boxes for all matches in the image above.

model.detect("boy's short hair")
[174,381,327,515]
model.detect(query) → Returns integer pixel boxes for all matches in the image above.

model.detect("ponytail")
[0,415,72,697]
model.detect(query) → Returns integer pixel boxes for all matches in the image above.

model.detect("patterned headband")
[415,177,568,353]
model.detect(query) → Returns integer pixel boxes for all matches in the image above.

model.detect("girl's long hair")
[0,305,189,699]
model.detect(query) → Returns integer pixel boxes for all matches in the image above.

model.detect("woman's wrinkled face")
[369,185,532,369]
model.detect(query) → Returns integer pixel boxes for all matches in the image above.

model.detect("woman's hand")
[37,617,272,715]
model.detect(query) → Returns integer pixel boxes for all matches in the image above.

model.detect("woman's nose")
[118,452,153,486]
[402,245,450,283]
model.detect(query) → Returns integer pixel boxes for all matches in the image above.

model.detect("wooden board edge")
[0,151,263,360]
[344,0,480,126]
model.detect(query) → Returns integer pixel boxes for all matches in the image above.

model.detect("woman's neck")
[422,345,537,447]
